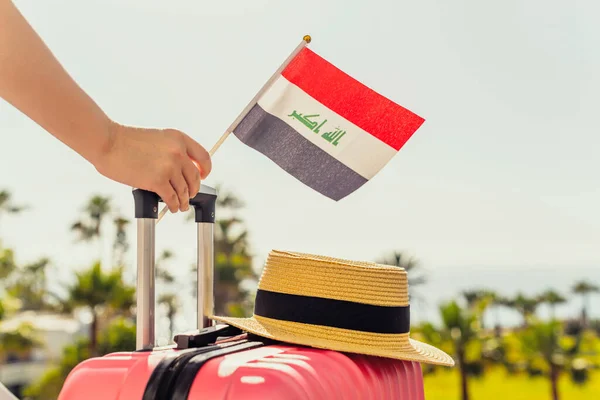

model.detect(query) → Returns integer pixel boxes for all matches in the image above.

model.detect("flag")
[233,47,425,201]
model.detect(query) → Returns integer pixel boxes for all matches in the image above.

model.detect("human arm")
[0,0,210,212]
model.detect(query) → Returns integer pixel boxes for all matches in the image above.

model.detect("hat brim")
[212,315,454,367]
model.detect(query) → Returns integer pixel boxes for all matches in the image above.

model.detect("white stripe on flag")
[257,76,397,180]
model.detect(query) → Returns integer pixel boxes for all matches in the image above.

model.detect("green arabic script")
[289,109,346,146]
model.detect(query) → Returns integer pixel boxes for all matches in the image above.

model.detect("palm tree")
[538,290,567,321]
[158,293,180,340]
[0,190,27,238]
[0,300,41,363]
[484,291,510,335]
[215,218,250,256]
[156,250,176,284]
[572,281,599,327]
[439,300,478,400]
[5,257,53,311]
[517,321,581,400]
[71,195,112,241]
[112,216,130,266]
[0,189,26,217]
[155,250,180,340]
[65,262,135,355]
[377,251,426,300]
[461,289,495,330]
[71,195,112,261]
[23,338,91,400]
[187,185,250,254]
[1,244,59,313]
[462,290,483,309]
[213,252,255,316]
[213,186,244,209]
[0,321,42,360]
[0,244,17,281]
[189,187,257,317]
[511,293,541,328]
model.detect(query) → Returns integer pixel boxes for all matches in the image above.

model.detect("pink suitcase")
[58,186,426,400]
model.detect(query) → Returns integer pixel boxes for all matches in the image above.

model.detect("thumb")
[183,134,212,179]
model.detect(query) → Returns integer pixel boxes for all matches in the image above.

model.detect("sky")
[1,0,599,330]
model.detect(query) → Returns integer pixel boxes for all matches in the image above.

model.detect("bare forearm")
[0,0,112,164]
[0,1,213,213]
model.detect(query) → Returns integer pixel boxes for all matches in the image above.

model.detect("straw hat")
[212,250,454,367]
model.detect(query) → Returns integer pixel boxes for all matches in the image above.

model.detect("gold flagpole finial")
[303,34,312,44]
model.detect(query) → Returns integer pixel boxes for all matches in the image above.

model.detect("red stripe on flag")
[281,47,424,151]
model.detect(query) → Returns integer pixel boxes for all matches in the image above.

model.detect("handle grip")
[132,186,217,350]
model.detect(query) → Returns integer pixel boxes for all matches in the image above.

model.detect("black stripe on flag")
[233,104,368,201]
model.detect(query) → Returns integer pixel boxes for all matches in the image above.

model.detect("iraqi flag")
[233,47,425,201]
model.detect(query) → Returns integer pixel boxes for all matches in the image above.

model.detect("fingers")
[182,158,201,197]
[182,134,212,179]
[151,129,209,214]
[157,183,179,213]
[170,173,190,211]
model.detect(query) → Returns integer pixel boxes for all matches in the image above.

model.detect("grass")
[423,367,600,400]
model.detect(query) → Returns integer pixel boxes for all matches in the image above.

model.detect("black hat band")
[254,289,410,334]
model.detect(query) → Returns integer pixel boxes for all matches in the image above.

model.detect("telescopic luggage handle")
[132,185,217,350]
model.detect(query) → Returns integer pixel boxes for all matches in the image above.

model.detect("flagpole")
[156,35,312,224]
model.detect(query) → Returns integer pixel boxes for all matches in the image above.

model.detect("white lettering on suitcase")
[217,347,286,377]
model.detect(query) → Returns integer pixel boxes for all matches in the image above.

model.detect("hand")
[94,122,212,213]
[0,0,210,212]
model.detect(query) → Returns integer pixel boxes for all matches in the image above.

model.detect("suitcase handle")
[132,185,218,350]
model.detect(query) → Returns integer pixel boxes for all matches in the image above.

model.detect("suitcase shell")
[58,186,427,399]
[58,344,425,400]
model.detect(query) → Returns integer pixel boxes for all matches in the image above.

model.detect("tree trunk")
[168,309,174,340]
[520,311,528,329]
[494,307,502,337]
[581,295,588,328]
[550,363,559,400]
[458,348,469,400]
[90,311,98,356]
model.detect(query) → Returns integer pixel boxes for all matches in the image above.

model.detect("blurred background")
[0,1,598,399]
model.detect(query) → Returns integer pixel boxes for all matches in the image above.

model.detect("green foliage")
[215,252,254,284]
[572,281,600,327]
[518,321,564,366]
[511,293,541,326]
[539,290,567,306]
[65,261,135,354]
[5,258,54,311]
[0,245,17,280]
[0,321,42,357]
[158,293,179,339]
[440,300,478,345]
[156,250,176,284]
[70,195,112,242]
[572,282,600,295]
[22,338,90,400]
[3,188,598,400]
[377,251,427,302]
[70,195,130,266]
[22,318,136,400]
[67,262,134,312]
[112,216,129,266]
[424,367,600,400]
[0,190,27,216]
[97,317,136,354]
[188,186,258,317]
[0,241,59,313]
[22,367,64,400]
